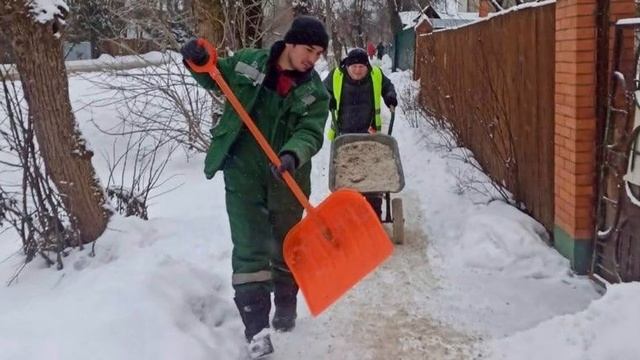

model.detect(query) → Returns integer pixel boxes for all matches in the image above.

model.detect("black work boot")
[234,287,274,358]
[272,281,298,332]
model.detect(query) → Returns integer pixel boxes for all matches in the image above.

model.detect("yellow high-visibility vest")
[328,66,383,140]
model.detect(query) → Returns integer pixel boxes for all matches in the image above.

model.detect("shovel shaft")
[186,39,315,215]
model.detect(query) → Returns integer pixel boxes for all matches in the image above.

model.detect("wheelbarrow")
[328,111,406,244]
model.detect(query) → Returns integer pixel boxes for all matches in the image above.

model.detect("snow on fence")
[414,2,556,231]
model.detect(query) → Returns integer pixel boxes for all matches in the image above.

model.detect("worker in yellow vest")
[324,47,397,219]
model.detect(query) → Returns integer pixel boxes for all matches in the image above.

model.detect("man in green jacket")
[181,16,330,358]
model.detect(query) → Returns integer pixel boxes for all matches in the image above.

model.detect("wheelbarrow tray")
[329,133,405,194]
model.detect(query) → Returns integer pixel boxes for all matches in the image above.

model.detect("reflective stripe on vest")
[235,61,265,85]
[329,67,383,141]
[371,67,382,131]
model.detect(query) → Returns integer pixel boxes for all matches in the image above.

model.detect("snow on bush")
[28,0,68,23]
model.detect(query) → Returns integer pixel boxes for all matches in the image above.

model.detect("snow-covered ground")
[1,51,170,81]
[1,53,638,360]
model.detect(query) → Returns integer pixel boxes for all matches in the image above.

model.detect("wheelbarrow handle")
[186,38,315,216]
[387,107,396,136]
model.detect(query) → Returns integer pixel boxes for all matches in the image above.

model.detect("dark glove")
[384,95,398,108]
[180,39,209,66]
[270,153,298,182]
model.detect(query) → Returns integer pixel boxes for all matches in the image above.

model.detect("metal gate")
[592,20,640,283]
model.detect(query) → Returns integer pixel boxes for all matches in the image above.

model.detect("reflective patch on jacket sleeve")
[235,61,265,85]
[301,94,316,106]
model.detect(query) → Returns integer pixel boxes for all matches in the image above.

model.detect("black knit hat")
[283,16,329,50]
[342,48,370,67]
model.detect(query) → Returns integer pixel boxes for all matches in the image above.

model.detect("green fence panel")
[393,28,415,72]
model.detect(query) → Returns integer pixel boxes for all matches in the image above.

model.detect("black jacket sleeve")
[381,72,397,105]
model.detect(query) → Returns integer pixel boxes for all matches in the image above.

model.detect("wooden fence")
[415,3,556,230]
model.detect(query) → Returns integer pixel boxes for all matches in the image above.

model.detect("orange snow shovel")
[187,39,393,316]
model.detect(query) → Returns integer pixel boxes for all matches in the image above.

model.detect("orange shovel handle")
[186,38,316,216]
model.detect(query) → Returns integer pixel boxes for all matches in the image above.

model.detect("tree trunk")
[3,2,111,244]
[324,0,341,66]
[386,0,403,35]
[324,0,344,67]
[191,0,225,48]
[354,0,366,48]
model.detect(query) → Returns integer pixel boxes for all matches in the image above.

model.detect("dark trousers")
[365,193,383,220]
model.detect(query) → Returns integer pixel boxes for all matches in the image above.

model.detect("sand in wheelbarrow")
[333,141,400,192]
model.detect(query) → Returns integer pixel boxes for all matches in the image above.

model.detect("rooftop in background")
[399,11,423,29]
[417,5,480,30]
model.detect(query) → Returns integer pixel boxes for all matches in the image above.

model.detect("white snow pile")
[486,281,640,360]
[0,215,246,360]
[451,200,568,279]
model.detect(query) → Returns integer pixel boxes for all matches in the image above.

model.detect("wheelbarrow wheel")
[392,198,404,244]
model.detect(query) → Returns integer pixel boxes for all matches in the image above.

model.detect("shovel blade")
[284,189,394,316]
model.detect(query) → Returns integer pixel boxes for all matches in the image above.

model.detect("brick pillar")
[554,0,635,274]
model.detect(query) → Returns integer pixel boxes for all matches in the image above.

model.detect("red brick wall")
[554,0,598,239]
[554,0,635,240]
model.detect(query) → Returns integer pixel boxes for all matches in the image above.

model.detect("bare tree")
[190,0,225,48]
[292,0,313,15]
[353,0,367,47]
[1,1,111,245]
[104,0,192,49]
[105,0,268,51]
[241,0,264,47]
[103,128,180,222]
[65,0,125,57]
[324,0,343,66]
[386,0,404,35]
[219,0,267,49]
[333,0,388,49]
[86,54,219,154]
[1,76,78,273]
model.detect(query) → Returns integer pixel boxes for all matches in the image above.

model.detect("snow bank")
[0,215,244,360]
[451,200,568,279]
[487,282,640,360]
